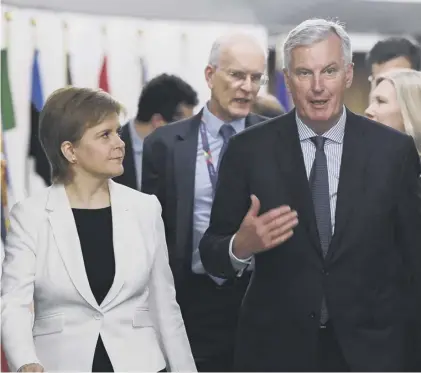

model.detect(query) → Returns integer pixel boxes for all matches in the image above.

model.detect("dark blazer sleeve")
[199,135,252,279]
[395,137,421,288]
[141,133,166,214]
[396,139,421,370]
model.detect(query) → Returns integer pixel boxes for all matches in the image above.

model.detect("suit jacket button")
[309,312,316,319]
[322,269,329,275]
[94,313,102,320]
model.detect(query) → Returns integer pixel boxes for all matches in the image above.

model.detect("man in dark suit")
[199,19,421,372]
[113,74,198,190]
[141,33,268,372]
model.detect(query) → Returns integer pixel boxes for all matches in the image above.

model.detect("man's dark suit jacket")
[141,110,266,360]
[113,122,138,190]
[199,109,421,372]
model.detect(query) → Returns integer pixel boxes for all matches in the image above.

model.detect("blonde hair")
[375,68,421,156]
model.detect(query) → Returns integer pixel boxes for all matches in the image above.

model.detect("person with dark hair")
[114,74,198,190]
[1,87,196,373]
[366,36,421,91]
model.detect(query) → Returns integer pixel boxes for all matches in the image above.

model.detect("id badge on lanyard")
[199,120,218,195]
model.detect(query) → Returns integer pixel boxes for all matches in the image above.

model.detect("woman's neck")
[64,175,110,209]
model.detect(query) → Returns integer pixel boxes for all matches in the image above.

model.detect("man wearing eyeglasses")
[141,33,268,372]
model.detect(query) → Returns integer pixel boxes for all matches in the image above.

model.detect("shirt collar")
[296,106,346,144]
[128,118,144,153]
[202,102,245,138]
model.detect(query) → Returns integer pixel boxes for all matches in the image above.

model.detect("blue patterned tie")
[217,124,236,171]
[310,136,331,325]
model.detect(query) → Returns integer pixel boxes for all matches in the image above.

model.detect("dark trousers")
[195,351,234,372]
[177,272,250,372]
[316,322,349,372]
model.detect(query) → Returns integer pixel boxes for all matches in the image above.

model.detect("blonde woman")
[365,68,421,155]
[366,68,421,371]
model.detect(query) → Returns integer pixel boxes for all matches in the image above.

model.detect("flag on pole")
[140,57,147,86]
[1,133,10,242]
[1,49,16,131]
[1,130,10,372]
[99,55,109,92]
[28,50,50,186]
[66,52,73,86]
[275,71,292,112]
[1,46,16,241]
[0,349,8,372]
[0,28,14,373]
[63,22,72,86]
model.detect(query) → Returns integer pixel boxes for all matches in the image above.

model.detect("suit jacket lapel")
[46,185,100,310]
[47,182,132,310]
[172,111,262,265]
[100,180,130,309]
[274,111,323,257]
[174,111,202,264]
[273,110,370,261]
[326,111,369,263]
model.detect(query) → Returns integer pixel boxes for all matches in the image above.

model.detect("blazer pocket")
[133,309,154,328]
[33,313,64,336]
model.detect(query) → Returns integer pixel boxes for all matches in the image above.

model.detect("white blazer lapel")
[46,184,100,310]
[100,180,130,309]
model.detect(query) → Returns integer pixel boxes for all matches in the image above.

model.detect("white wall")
[1,5,268,204]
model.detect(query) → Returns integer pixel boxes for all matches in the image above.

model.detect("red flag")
[1,348,9,371]
[99,55,109,93]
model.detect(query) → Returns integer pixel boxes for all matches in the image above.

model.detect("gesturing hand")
[233,195,298,259]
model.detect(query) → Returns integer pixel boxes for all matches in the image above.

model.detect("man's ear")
[283,68,292,93]
[205,64,216,90]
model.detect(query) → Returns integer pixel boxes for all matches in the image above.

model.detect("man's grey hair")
[208,33,266,67]
[282,18,353,70]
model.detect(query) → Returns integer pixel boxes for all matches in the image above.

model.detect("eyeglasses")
[220,68,268,87]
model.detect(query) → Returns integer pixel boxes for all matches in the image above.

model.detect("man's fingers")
[265,211,298,232]
[258,205,293,225]
[260,218,298,250]
[268,218,298,240]
[267,230,294,250]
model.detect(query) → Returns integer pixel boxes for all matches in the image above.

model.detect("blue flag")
[28,50,49,186]
[276,71,292,112]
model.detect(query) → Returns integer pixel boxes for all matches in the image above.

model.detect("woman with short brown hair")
[1,87,196,372]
